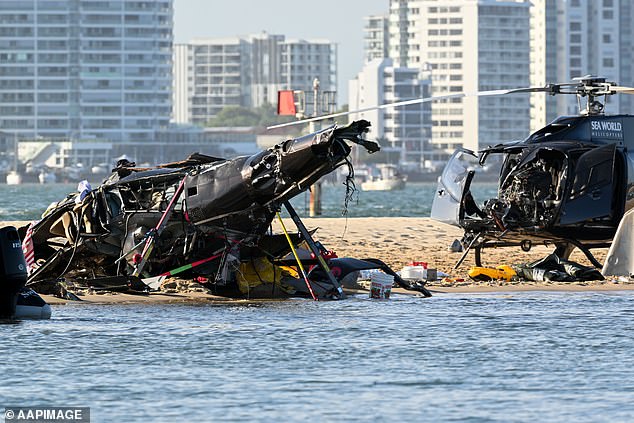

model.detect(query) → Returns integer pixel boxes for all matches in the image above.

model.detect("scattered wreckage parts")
[468,254,604,283]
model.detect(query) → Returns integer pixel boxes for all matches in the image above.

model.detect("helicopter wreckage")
[21,120,431,300]
[267,75,634,280]
[431,76,634,273]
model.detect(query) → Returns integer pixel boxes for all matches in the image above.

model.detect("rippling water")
[2,292,634,422]
[0,182,500,221]
[2,184,631,422]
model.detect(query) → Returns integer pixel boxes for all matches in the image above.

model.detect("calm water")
[0,182,500,221]
[2,292,634,422]
[2,184,632,422]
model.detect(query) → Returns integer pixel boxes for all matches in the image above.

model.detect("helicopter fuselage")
[432,113,634,267]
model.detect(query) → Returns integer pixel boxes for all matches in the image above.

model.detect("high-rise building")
[364,15,390,63]
[251,33,285,107]
[389,0,421,67]
[180,38,252,126]
[349,58,432,170]
[279,38,336,104]
[172,44,190,124]
[0,0,173,143]
[173,34,337,125]
[530,0,634,132]
[386,0,530,154]
[366,0,634,156]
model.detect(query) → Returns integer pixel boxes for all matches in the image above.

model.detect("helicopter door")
[559,143,617,225]
[431,148,479,226]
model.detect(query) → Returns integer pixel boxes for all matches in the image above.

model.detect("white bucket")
[370,272,394,299]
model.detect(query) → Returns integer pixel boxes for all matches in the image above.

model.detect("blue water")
[2,184,632,422]
[0,182,500,221]
[2,292,634,422]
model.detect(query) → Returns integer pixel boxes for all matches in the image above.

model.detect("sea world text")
[591,120,623,139]
[591,121,622,132]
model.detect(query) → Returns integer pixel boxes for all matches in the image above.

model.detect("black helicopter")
[430,76,634,268]
[22,120,431,299]
[269,76,634,270]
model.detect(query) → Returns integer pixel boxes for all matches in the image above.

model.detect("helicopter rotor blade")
[266,84,558,130]
[609,85,634,95]
[266,92,464,130]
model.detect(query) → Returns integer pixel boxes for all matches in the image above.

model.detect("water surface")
[2,292,633,422]
[0,182,499,221]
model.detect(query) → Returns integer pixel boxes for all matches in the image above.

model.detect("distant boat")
[62,164,84,182]
[6,170,22,185]
[38,169,57,184]
[6,133,21,184]
[361,164,407,191]
[91,163,109,175]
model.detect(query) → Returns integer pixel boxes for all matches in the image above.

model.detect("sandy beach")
[2,217,632,305]
[285,217,631,292]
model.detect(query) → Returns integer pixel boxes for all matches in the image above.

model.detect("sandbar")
[3,217,632,305]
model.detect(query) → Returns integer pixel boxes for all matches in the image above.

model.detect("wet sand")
[3,218,632,305]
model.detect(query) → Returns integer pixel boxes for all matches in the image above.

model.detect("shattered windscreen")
[430,148,479,225]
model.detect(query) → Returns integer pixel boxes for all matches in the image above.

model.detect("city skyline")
[173,0,388,101]
[1,0,633,174]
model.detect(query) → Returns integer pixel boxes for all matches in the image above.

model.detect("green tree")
[205,106,259,127]
[206,104,296,131]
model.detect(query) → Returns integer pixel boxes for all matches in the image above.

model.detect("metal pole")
[309,78,322,217]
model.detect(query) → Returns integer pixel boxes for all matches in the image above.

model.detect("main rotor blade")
[610,86,634,94]
[267,92,463,130]
[266,85,553,130]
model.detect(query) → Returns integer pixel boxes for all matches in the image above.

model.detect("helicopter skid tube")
[464,238,610,269]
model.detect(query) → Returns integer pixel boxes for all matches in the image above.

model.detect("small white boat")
[63,164,84,182]
[361,164,407,191]
[6,170,22,185]
[91,164,109,176]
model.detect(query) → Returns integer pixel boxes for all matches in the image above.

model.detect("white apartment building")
[173,34,337,125]
[387,0,530,154]
[364,15,390,63]
[181,38,252,126]
[389,0,419,67]
[0,0,173,143]
[349,58,431,170]
[251,33,285,107]
[530,0,634,132]
[279,38,336,109]
[172,44,190,124]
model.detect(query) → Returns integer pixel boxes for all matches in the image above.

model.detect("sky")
[174,0,389,102]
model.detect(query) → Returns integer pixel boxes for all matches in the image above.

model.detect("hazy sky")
[174,0,389,102]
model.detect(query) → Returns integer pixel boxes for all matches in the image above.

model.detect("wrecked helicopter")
[269,76,634,271]
[430,76,634,269]
[21,120,432,300]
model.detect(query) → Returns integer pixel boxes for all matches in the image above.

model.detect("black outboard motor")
[0,226,28,319]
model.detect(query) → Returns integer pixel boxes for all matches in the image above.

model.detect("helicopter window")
[589,163,612,186]
[187,187,198,197]
[526,123,570,142]
[570,154,613,199]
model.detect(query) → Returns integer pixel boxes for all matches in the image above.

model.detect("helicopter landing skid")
[454,236,610,270]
